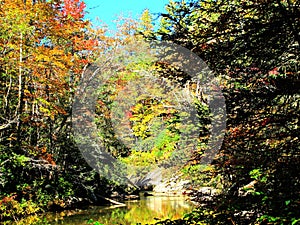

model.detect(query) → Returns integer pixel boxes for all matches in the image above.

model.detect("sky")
[83,0,169,30]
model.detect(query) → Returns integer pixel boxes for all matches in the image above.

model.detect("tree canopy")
[0,0,299,224]
[153,0,299,224]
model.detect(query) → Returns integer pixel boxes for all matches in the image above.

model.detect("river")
[45,194,194,225]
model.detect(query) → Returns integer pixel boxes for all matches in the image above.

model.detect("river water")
[46,194,194,225]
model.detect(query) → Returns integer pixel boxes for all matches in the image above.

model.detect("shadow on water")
[46,194,194,225]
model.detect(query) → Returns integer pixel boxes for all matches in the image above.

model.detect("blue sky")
[83,0,169,29]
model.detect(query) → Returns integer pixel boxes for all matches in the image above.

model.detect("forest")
[0,0,299,224]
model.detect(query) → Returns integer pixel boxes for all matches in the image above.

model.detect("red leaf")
[62,0,86,19]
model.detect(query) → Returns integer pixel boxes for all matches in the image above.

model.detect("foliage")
[0,194,41,222]
[1,0,299,224]
[0,0,121,223]
[87,218,104,225]
[151,0,300,224]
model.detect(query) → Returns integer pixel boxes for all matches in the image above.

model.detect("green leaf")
[292,218,300,225]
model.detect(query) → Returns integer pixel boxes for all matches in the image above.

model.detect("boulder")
[153,179,191,194]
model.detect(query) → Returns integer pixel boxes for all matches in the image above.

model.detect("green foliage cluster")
[87,218,104,225]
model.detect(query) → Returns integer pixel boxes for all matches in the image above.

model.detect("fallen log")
[96,194,126,206]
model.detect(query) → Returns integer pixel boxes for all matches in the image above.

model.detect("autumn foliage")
[0,0,101,220]
[0,0,299,224]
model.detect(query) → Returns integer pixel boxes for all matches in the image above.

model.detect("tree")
[153,0,300,224]
[0,0,105,220]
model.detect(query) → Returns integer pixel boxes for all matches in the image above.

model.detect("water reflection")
[48,194,194,225]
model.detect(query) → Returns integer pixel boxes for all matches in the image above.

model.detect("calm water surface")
[46,194,194,225]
